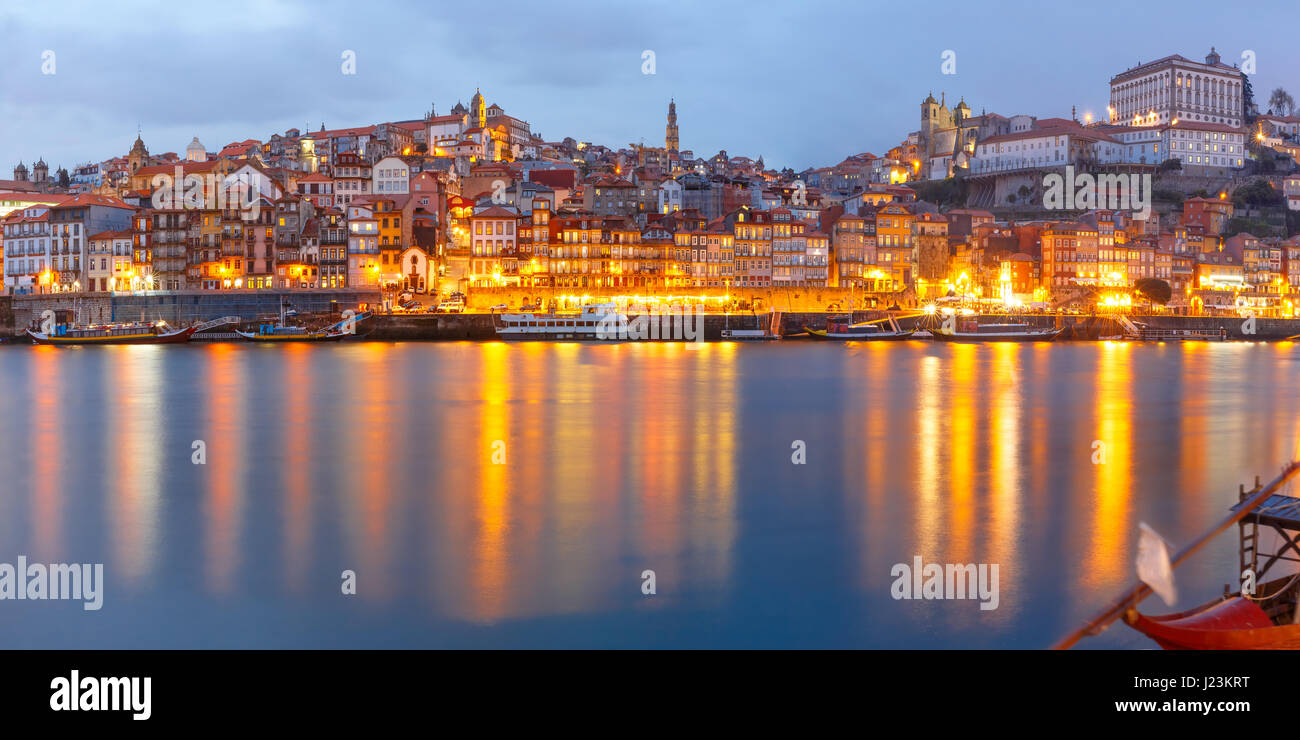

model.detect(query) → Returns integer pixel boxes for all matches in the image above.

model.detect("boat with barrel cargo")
[27,320,200,346]
[804,317,912,341]
[931,318,1060,343]
[234,304,368,343]
[235,325,350,342]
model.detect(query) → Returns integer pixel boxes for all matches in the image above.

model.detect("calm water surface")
[1,340,1298,648]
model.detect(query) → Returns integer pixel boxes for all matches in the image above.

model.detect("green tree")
[1232,178,1283,208]
[1158,158,1182,172]
[1133,278,1172,305]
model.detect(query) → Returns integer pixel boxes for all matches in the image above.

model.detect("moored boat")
[1123,577,1300,649]
[720,328,780,340]
[495,303,632,340]
[1055,462,1300,650]
[27,321,198,346]
[931,320,1060,342]
[804,317,912,341]
[234,304,366,343]
[235,325,349,342]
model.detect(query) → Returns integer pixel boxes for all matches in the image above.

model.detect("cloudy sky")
[2,0,1297,175]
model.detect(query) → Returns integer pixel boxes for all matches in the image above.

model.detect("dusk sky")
[2,0,1297,174]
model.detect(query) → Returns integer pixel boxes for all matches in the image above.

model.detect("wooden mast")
[1053,461,1300,649]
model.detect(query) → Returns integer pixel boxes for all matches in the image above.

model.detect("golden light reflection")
[690,342,736,594]
[987,343,1021,611]
[947,344,976,565]
[108,346,162,586]
[349,341,394,600]
[914,353,944,556]
[470,341,511,621]
[282,343,313,593]
[1088,341,1133,590]
[204,343,245,594]
[31,346,61,562]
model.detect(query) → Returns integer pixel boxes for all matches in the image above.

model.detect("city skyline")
[3,0,1299,173]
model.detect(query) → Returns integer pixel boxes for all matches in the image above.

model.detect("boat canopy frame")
[1234,491,1300,584]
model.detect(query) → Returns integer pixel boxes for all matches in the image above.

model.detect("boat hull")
[235,330,349,343]
[931,329,1061,343]
[26,326,198,345]
[804,326,914,341]
[1124,581,1300,649]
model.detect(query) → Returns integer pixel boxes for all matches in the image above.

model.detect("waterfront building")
[273,196,309,289]
[1041,221,1100,294]
[319,207,348,288]
[346,202,380,287]
[150,209,189,291]
[2,205,52,292]
[189,206,224,289]
[86,230,133,291]
[468,205,518,287]
[731,207,774,288]
[874,202,914,289]
[913,213,951,298]
[130,208,152,290]
[1109,48,1244,129]
[47,194,134,292]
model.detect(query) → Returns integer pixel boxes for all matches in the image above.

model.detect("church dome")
[186,137,207,162]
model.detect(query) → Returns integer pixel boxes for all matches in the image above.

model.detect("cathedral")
[916,93,1009,180]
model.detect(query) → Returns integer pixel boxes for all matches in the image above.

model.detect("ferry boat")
[495,304,631,340]
[804,317,912,341]
[931,319,1060,343]
[27,320,199,346]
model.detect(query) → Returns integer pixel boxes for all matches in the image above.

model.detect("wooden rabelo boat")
[1123,576,1300,649]
[235,307,367,343]
[931,320,1060,343]
[804,317,913,341]
[27,321,199,345]
[235,326,350,342]
[1056,462,1300,650]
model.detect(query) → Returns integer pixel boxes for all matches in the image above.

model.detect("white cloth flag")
[1136,522,1177,606]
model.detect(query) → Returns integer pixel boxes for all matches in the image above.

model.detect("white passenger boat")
[494,303,630,340]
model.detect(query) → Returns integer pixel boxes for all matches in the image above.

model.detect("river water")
[0,340,1297,648]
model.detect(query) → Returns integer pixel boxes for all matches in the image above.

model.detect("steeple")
[666,98,679,154]
[129,132,149,174]
[470,88,486,129]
